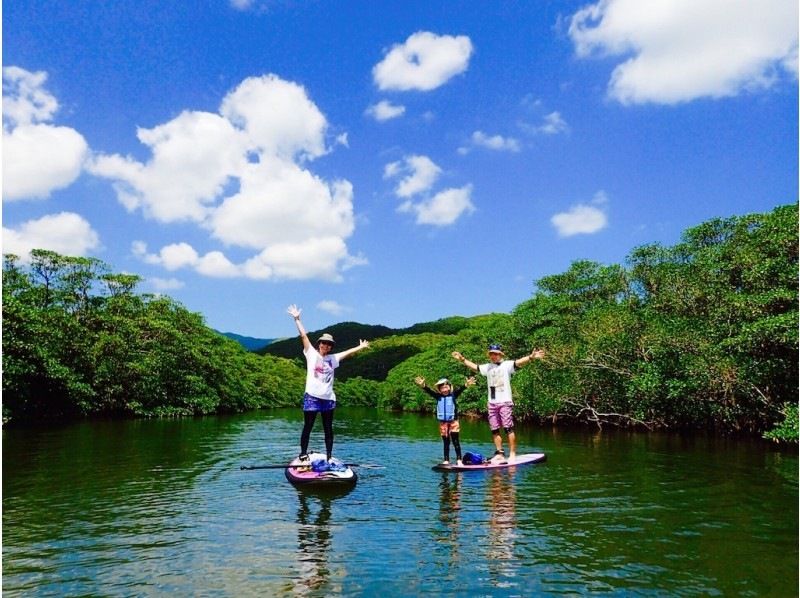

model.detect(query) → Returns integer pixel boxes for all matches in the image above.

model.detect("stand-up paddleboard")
[285,452,358,488]
[432,452,546,472]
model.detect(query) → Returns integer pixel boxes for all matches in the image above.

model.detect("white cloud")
[133,237,367,282]
[537,112,569,135]
[219,75,328,161]
[2,67,89,201]
[133,241,240,278]
[196,251,241,278]
[158,242,201,271]
[458,131,521,154]
[551,193,609,237]
[2,67,58,126]
[92,74,363,282]
[365,100,406,121]
[408,185,475,227]
[229,0,253,10]
[569,0,799,104]
[89,111,245,222]
[2,212,100,260]
[209,158,354,249]
[149,277,185,291]
[317,299,351,316]
[384,155,441,198]
[373,31,473,91]
[243,237,367,282]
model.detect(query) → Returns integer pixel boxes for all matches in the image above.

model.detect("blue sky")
[3,0,798,340]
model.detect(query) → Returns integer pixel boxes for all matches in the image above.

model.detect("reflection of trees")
[436,473,462,564]
[486,470,518,581]
[290,488,351,596]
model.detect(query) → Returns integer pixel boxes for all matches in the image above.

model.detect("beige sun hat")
[317,333,336,345]
[435,378,451,388]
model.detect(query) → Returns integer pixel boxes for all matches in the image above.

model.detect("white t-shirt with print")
[303,346,340,401]
[478,360,516,405]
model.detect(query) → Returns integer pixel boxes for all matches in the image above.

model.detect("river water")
[3,408,797,596]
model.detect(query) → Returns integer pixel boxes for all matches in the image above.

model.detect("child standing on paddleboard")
[414,376,475,466]
[452,344,545,464]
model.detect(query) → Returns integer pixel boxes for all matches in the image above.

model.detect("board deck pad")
[432,452,546,472]
[285,452,358,486]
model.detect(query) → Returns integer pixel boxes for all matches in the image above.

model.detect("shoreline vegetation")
[3,204,797,442]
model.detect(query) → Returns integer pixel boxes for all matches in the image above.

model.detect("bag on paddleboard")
[311,458,347,473]
[462,451,485,465]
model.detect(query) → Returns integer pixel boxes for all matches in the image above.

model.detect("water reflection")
[3,411,796,596]
[485,469,518,586]
[436,473,462,564]
[290,487,352,596]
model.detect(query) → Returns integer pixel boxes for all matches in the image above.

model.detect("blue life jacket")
[437,394,456,421]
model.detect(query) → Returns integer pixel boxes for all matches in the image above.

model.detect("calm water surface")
[3,408,798,596]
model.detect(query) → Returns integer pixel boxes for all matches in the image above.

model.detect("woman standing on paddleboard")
[288,305,370,463]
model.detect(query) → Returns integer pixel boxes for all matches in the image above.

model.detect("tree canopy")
[3,204,797,441]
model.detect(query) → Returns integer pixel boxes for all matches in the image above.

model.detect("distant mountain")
[218,331,277,352]
[256,316,475,380]
[256,321,394,359]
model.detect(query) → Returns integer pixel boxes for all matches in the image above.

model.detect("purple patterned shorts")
[303,393,336,412]
[488,402,514,430]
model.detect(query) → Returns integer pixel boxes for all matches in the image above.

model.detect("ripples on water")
[3,409,797,596]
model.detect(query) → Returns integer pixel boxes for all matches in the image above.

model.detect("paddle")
[240,462,383,470]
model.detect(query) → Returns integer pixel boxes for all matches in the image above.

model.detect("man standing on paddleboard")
[288,305,370,463]
[452,344,545,464]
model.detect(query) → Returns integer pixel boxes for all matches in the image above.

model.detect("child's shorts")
[439,419,460,436]
[488,402,514,430]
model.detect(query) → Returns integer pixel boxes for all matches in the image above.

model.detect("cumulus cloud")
[568,0,799,104]
[2,212,100,260]
[92,74,363,282]
[403,185,475,227]
[133,241,241,278]
[3,67,89,201]
[365,100,406,121]
[317,299,351,316]
[90,111,245,221]
[133,238,367,283]
[373,31,473,91]
[384,155,474,227]
[384,155,442,198]
[458,131,521,154]
[551,192,609,237]
[242,237,367,282]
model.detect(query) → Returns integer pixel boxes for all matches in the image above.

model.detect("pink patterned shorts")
[488,403,514,431]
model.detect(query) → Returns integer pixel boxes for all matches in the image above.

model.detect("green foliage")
[335,377,382,407]
[2,253,303,424]
[3,204,796,441]
[763,403,799,443]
